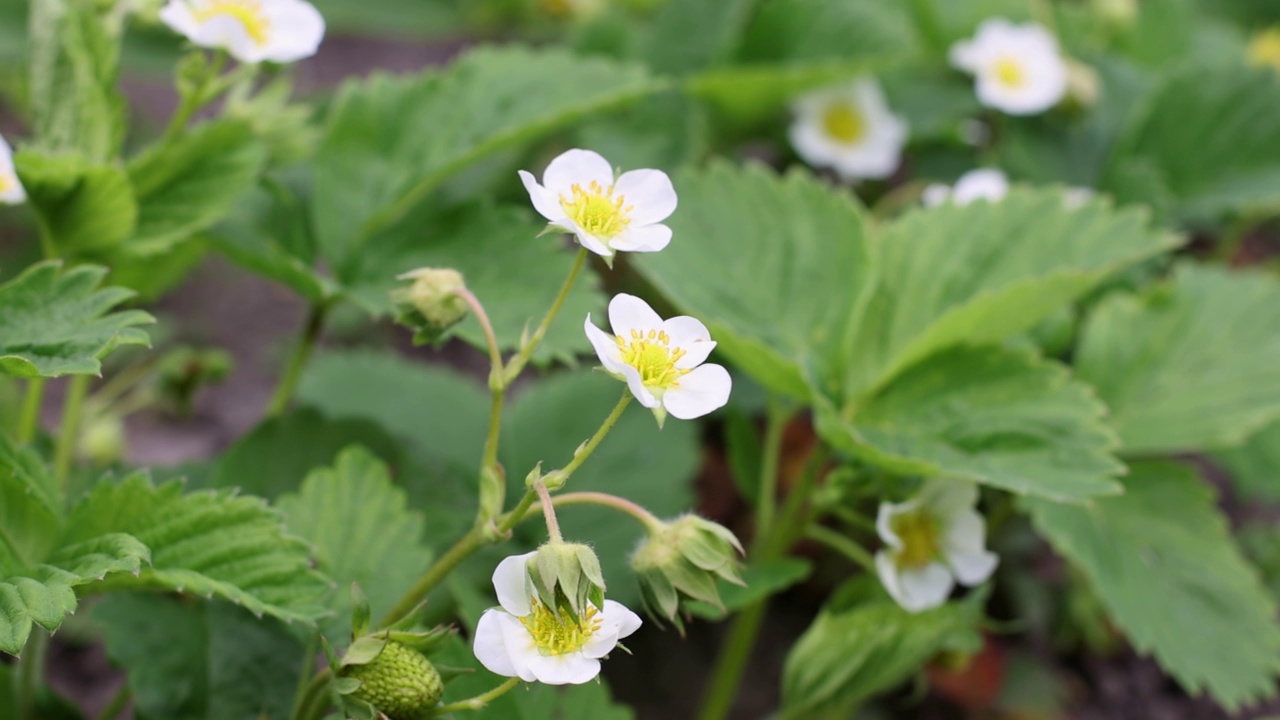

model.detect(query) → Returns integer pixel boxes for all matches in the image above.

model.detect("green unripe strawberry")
[342,640,443,720]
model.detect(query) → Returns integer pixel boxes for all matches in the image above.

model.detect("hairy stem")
[753,397,791,551]
[376,525,488,629]
[53,375,89,489]
[428,677,521,716]
[549,391,632,484]
[503,247,588,383]
[17,378,44,444]
[541,491,665,533]
[805,524,876,572]
[696,600,768,720]
[266,303,329,418]
[535,481,562,542]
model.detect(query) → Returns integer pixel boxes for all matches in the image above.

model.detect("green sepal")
[341,635,389,668]
[332,676,362,695]
[351,583,371,639]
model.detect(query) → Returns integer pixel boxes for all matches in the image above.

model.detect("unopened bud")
[1064,59,1099,110]
[528,541,607,621]
[79,415,125,466]
[631,514,744,631]
[339,639,443,720]
[391,268,469,345]
[1090,0,1136,29]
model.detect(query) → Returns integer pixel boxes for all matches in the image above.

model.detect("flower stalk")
[266,302,330,418]
[426,677,520,716]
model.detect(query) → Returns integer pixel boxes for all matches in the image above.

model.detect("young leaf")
[312,46,661,265]
[816,347,1123,503]
[94,594,305,720]
[13,151,137,255]
[632,162,875,400]
[844,189,1180,400]
[1076,263,1280,455]
[276,446,432,645]
[0,262,153,378]
[1026,462,1280,709]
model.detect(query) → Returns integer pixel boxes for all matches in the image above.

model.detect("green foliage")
[94,594,305,720]
[13,151,137,255]
[1076,263,1280,455]
[0,262,152,378]
[633,162,874,399]
[276,446,433,645]
[1215,418,1280,502]
[818,347,1124,503]
[687,558,813,619]
[1105,65,1280,223]
[781,582,983,716]
[1027,462,1280,709]
[640,0,755,75]
[311,45,661,264]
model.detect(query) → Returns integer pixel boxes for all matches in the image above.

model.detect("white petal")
[941,510,999,586]
[580,625,621,660]
[951,168,1008,205]
[158,1,201,38]
[875,550,908,605]
[876,499,916,549]
[662,364,731,420]
[608,293,663,339]
[896,562,955,613]
[542,149,614,196]
[193,15,266,63]
[495,611,540,682]
[620,364,660,409]
[601,599,642,640]
[567,224,614,258]
[473,610,518,678]
[949,548,999,587]
[523,652,602,685]
[584,315,628,376]
[920,479,979,519]
[609,223,671,253]
[921,184,951,207]
[492,552,535,616]
[949,38,980,72]
[663,316,716,369]
[613,169,677,225]
[519,170,566,222]
[260,0,324,63]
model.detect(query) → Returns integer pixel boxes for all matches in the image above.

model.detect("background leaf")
[13,151,137,255]
[1026,461,1280,709]
[1215,418,1280,503]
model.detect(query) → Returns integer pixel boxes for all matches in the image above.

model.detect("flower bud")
[1090,0,1136,29]
[631,514,745,631]
[1064,59,1100,110]
[390,268,469,345]
[79,414,125,466]
[527,541,607,622]
[339,639,443,720]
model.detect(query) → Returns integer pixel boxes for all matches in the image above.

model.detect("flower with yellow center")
[473,552,642,685]
[0,134,25,206]
[950,19,1068,115]
[922,168,1009,207]
[1249,28,1280,73]
[520,149,677,263]
[789,78,908,181]
[875,480,998,613]
[159,0,325,64]
[584,294,731,427]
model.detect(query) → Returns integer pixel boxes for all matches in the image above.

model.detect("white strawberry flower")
[159,0,325,64]
[0,134,26,206]
[584,294,731,427]
[922,168,1009,207]
[473,552,642,685]
[788,78,908,181]
[519,149,677,264]
[950,19,1068,115]
[875,480,998,613]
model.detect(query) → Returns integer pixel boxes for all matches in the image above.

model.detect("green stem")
[545,391,631,486]
[15,631,48,720]
[163,51,227,146]
[266,303,329,418]
[542,491,665,533]
[95,684,131,720]
[696,600,768,720]
[805,524,875,572]
[456,288,503,377]
[428,677,520,716]
[753,397,790,551]
[831,505,878,534]
[503,247,588,383]
[289,633,319,720]
[17,378,44,444]
[499,489,539,534]
[290,667,331,720]
[53,375,89,489]
[534,481,563,542]
[376,526,488,629]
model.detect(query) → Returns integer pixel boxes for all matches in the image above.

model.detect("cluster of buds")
[631,514,745,632]
[390,268,470,345]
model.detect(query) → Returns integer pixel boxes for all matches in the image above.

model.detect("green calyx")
[340,640,444,720]
[390,267,469,345]
[632,514,745,631]
[528,540,607,622]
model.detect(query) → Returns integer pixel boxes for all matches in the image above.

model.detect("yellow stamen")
[892,511,941,570]
[1249,28,1280,72]
[192,0,271,47]
[520,600,602,656]
[0,173,11,195]
[616,328,688,390]
[820,101,866,144]
[993,56,1026,88]
[560,180,633,239]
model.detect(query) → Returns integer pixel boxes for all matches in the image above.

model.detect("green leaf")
[312,45,661,266]
[210,406,405,499]
[1076,263,1280,455]
[0,262,153,378]
[817,347,1124,503]
[1104,66,1280,223]
[501,370,700,606]
[844,189,1180,399]
[782,586,983,715]
[63,471,329,623]
[13,151,137,255]
[125,119,267,255]
[1026,461,1280,709]
[687,558,812,619]
[277,446,432,645]
[28,0,124,160]
[632,162,874,399]
[1216,418,1280,503]
[94,594,305,720]
[0,434,60,521]
[640,0,756,75]
[343,202,602,363]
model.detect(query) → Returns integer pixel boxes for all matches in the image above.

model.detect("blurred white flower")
[159,0,325,64]
[922,168,1009,207]
[789,78,908,181]
[520,149,676,264]
[585,294,731,427]
[875,480,998,613]
[0,134,26,206]
[473,552,642,685]
[1062,186,1095,209]
[950,19,1068,115]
